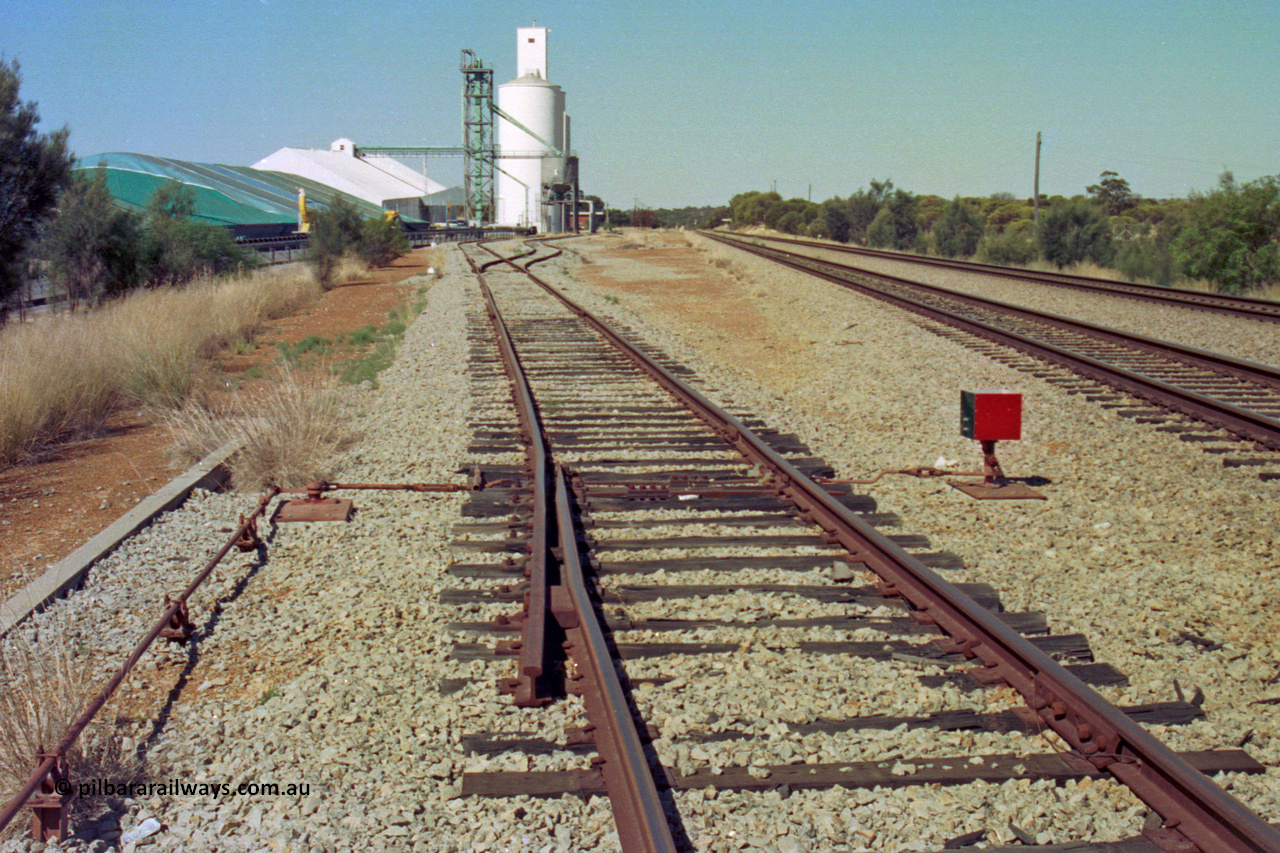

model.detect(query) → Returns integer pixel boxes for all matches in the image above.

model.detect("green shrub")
[42,169,142,307]
[866,189,919,250]
[277,334,331,365]
[986,201,1035,233]
[139,182,259,286]
[358,216,410,267]
[0,60,73,318]
[1114,237,1180,285]
[307,198,364,289]
[777,210,804,234]
[347,325,379,347]
[975,229,1037,266]
[932,198,985,258]
[1038,200,1114,267]
[807,218,830,240]
[1172,173,1280,294]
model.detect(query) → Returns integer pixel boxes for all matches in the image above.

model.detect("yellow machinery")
[297,190,400,233]
[297,188,314,233]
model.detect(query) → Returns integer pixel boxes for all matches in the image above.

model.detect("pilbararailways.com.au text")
[57,779,311,800]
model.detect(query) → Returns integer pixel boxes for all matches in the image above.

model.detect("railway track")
[704,231,1280,478]
[728,232,1280,324]
[444,238,1280,851]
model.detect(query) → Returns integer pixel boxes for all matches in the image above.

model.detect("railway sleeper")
[460,701,1208,757]
[459,749,1262,799]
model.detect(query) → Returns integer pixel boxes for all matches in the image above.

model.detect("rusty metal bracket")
[27,751,66,842]
[159,595,194,644]
[233,513,262,551]
[273,483,353,523]
[948,441,1046,500]
[274,476,481,523]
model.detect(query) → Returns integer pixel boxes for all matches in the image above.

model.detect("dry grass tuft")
[0,621,142,842]
[1252,281,1280,301]
[0,265,321,466]
[165,367,359,491]
[692,235,754,286]
[423,247,444,277]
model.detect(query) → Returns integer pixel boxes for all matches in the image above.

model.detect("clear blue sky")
[6,0,1278,209]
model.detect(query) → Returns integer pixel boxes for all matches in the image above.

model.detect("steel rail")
[726,231,1280,322]
[710,232,1280,388]
[477,275,552,708]
[705,232,1280,451]
[0,487,280,839]
[474,242,676,848]
[552,467,677,852]
[482,238,1280,853]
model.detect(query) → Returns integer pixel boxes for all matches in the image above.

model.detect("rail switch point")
[952,390,1044,500]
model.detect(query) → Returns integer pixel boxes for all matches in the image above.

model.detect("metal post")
[1033,131,1042,233]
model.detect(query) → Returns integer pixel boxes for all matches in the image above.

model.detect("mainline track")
[705,231,1280,457]
[729,231,1280,323]
[459,238,1280,852]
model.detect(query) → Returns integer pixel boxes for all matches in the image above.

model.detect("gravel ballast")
[3,234,1277,852]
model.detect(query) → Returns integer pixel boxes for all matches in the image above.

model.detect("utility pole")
[1033,131,1042,232]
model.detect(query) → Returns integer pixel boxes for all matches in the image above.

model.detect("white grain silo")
[495,26,570,231]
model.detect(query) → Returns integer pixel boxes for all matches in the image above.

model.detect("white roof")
[252,143,445,205]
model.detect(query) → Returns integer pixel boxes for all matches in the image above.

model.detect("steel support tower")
[461,50,495,223]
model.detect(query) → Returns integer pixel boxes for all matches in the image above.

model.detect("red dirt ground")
[0,249,436,602]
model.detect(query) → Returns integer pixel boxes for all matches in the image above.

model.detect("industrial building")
[76,25,584,236]
[253,139,446,214]
[76,151,391,236]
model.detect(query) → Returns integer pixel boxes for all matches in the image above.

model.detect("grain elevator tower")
[495,25,576,231]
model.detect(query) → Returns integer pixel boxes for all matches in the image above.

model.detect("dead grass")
[0,620,142,842]
[691,234,754,286]
[1252,282,1280,301]
[333,255,369,288]
[164,367,359,491]
[0,265,321,466]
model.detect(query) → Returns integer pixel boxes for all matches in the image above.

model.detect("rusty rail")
[473,245,676,848]
[481,238,1280,853]
[551,467,676,852]
[729,230,1280,323]
[706,232,1280,452]
[0,487,280,840]
[477,275,552,708]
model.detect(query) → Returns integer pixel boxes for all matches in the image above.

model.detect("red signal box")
[952,390,1043,500]
[960,390,1022,441]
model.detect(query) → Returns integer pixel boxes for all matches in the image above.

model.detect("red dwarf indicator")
[960,390,1021,441]
[952,389,1044,500]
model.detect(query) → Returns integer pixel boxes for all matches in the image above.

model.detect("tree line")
[608,171,1278,296]
[704,171,1279,295]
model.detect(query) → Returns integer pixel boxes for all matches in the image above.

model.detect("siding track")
[444,238,1280,852]
[734,232,1280,323]
[705,232,1280,479]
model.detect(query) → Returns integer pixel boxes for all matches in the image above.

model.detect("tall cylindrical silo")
[496,74,565,230]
